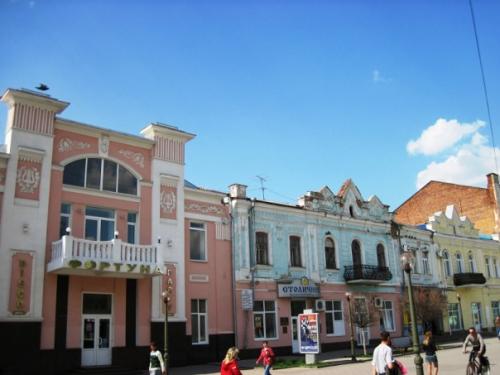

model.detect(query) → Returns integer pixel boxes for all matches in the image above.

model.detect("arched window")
[256,231,269,265]
[325,238,337,269]
[456,253,464,273]
[349,205,355,218]
[468,252,476,273]
[351,240,362,266]
[443,250,451,277]
[376,244,386,268]
[63,158,138,195]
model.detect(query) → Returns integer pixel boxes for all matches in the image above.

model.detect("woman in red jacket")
[256,341,275,375]
[221,347,242,375]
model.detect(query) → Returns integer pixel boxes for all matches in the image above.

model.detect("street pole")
[404,262,424,375]
[345,292,357,362]
[162,273,174,374]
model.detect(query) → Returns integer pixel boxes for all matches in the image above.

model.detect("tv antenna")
[256,175,267,200]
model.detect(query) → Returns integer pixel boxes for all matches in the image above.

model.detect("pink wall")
[136,278,151,345]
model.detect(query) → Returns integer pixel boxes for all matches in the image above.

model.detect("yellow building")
[426,205,500,334]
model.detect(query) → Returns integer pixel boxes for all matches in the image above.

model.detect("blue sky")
[1,0,499,209]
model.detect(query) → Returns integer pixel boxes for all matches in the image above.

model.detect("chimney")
[229,184,247,199]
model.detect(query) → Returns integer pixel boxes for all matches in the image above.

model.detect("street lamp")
[162,273,174,374]
[401,253,424,375]
[457,293,465,331]
[345,292,357,362]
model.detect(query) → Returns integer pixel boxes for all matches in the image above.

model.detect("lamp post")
[402,253,424,375]
[345,292,357,362]
[457,293,465,331]
[162,268,174,374]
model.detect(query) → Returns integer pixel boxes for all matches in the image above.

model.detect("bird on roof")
[36,83,49,91]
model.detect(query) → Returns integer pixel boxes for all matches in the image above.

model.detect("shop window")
[448,303,462,331]
[380,300,395,332]
[253,300,277,339]
[325,300,344,335]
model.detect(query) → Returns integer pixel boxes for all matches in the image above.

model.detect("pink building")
[0,89,234,374]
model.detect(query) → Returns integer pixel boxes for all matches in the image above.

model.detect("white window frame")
[189,222,207,261]
[456,253,464,273]
[60,203,72,238]
[191,299,208,345]
[380,300,395,332]
[443,251,451,277]
[289,235,303,268]
[325,300,345,336]
[468,252,477,273]
[84,207,116,242]
[253,300,277,340]
[485,257,492,278]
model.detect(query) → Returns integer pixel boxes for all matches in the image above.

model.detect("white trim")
[62,186,141,203]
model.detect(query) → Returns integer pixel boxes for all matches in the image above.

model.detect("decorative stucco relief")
[16,166,40,193]
[58,138,91,153]
[100,135,110,155]
[160,184,177,220]
[119,149,145,168]
[186,202,224,216]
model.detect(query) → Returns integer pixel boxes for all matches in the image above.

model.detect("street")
[171,337,500,375]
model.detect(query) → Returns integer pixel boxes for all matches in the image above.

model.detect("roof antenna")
[256,175,267,200]
[36,83,49,91]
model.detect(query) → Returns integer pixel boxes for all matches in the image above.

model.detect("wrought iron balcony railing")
[344,264,392,283]
[453,273,486,287]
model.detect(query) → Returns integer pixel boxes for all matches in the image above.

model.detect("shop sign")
[278,277,320,298]
[241,289,253,310]
[298,312,320,354]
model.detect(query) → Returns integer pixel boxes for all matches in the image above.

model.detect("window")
[456,253,464,273]
[380,300,395,332]
[422,252,430,275]
[485,257,492,278]
[190,222,206,261]
[448,303,462,331]
[256,232,269,265]
[325,238,337,269]
[443,251,451,277]
[494,258,500,278]
[191,299,208,344]
[289,236,302,267]
[59,203,71,238]
[376,244,386,268]
[85,207,115,241]
[492,301,500,320]
[349,206,355,217]
[63,158,138,195]
[468,252,476,273]
[127,213,137,244]
[325,300,344,335]
[253,300,276,339]
[351,240,362,266]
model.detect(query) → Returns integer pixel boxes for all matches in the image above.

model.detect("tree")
[402,286,447,332]
[352,297,378,355]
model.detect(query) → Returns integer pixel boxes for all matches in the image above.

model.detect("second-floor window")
[63,158,138,195]
[127,213,137,244]
[289,235,302,267]
[422,251,430,275]
[256,232,269,265]
[443,251,451,277]
[59,203,71,238]
[468,252,476,273]
[85,207,115,241]
[190,222,206,261]
[456,253,464,273]
[485,257,492,278]
[494,258,500,278]
[351,240,362,267]
[325,238,337,269]
[376,244,386,268]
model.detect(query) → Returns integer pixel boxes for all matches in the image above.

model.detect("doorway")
[290,300,307,353]
[81,294,112,366]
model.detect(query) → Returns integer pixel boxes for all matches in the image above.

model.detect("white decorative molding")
[99,135,110,155]
[160,190,176,213]
[189,274,209,283]
[216,222,231,240]
[186,202,224,216]
[58,138,91,153]
[118,149,145,168]
[16,166,40,193]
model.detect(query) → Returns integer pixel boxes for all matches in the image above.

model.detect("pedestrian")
[149,341,165,375]
[422,331,438,375]
[371,331,394,375]
[495,315,500,340]
[221,346,242,375]
[462,327,487,373]
[256,341,275,375]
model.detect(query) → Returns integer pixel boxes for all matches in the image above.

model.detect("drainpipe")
[245,198,256,350]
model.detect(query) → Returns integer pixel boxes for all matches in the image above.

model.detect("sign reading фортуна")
[277,277,320,298]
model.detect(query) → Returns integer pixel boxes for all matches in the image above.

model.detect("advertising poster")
[298,313,320,354]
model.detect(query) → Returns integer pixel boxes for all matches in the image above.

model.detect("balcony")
[47,235,163,278]
[344,265,392,284]
[453,273,486,288]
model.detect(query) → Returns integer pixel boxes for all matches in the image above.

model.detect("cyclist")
[462,327,486,373]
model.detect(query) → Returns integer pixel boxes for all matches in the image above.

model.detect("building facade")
[0,88,234,374]
[226,180,403,356]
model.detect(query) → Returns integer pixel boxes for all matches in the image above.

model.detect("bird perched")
[36,83,49,91]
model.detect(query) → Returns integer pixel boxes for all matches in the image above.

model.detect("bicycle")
[465,350,490,375]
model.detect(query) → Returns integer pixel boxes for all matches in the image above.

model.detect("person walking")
[371,331,394,375]
[256,341,275,375]
[149,341,166,375]
[462,327,486,373]
[221,347,242,375]
[422,331,438,375]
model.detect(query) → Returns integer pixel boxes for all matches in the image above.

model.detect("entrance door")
[82,315,112,366]
[82,293,112,367]
[290,300,306,353]
[471,303,482,331]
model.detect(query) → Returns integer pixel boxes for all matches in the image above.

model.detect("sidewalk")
[169,338,467,375]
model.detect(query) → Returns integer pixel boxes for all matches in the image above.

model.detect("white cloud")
[407,118,484,156]
[415,130,500,188]
[372,69,391,83]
